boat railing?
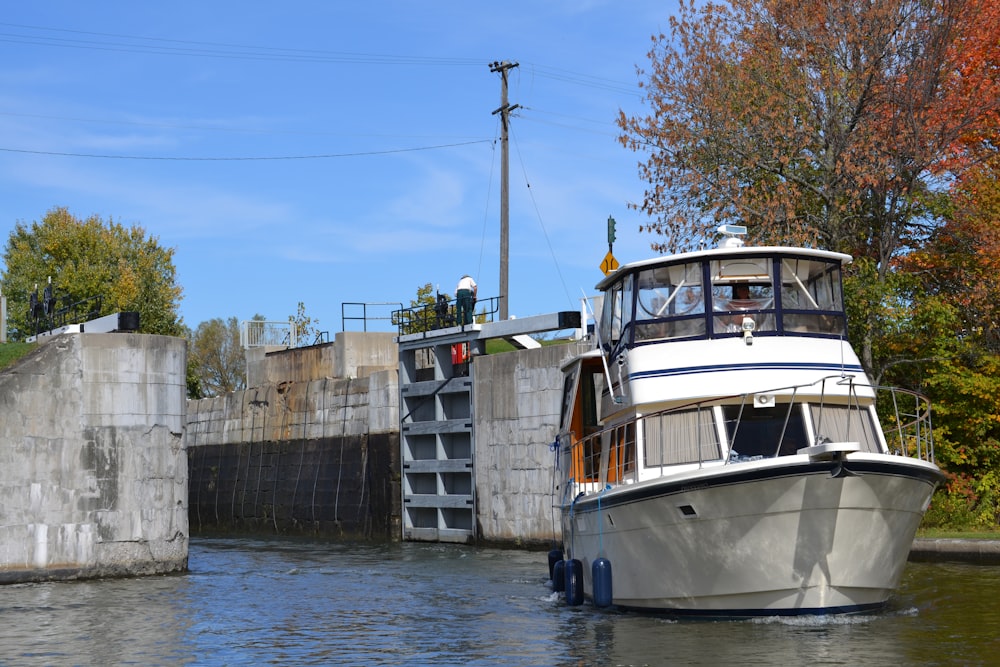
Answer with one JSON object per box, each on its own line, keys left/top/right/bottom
{"left": 872, "top": 384, "right": 935, "bottom": 462}
{"left": 559, "top": 427, "right": 639, "bottom": 496}
{"left": 560, "top": 376, "right": 936, "bottom": 497}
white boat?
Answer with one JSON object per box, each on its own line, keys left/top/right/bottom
{"left": 553, "top": 225, "right": 944, "bottom": 616}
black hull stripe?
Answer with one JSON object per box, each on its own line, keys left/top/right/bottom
{"left": 569, "top": 460, "right": 944, "bottom": 513}
{"left": 629, "top": 361, "right": 865, "bottom": 380}
{"left": 613, "top": 600, "right": 886, "bottom": 619}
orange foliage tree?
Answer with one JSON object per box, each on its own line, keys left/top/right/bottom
{"left": 620, "top": 0, "right": 1000, "bottom": 526}
{"left": 618, "top": 0, "right": 1000, "bottom": 269}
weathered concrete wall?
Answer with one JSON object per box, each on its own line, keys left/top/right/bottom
{"left": 472, "top": 342, "right": 590, "bottom": 546}
{"left": 246, "top": 332, "right": 397, "bottom": 387}
{"left": 336, "top": 331, "right": 398, "bottom": 379}
{"left": 0, "top": 334, "right": 188, "bottom": 583}
{"left": 186, "top": 370, "right": 400, "bottom": 538}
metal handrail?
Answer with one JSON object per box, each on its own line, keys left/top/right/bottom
{"left": 392, "top": 295, "right": 501, "bottom": 335}
{"left": 341, "top": 302, "right": 403, "bottom": 333}
{"left": 240, "top": 320, "right": 296, "bottom": 349}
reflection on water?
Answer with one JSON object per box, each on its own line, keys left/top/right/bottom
{"left": 0, "top": 538, "right": 997, "bottom": 666}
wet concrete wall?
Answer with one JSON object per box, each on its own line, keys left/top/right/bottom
{"left": 185, "top": 371, "right": 400, "bottom": 539}
{"left": 188, "top": 433, "right": 397, "bottom": 536}
{"left": 0, "top": 334, "right": 188, "bottom": 583}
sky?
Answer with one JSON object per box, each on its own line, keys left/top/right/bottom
{"left": 0, "top": 1, "right": 679, "bottom": 336}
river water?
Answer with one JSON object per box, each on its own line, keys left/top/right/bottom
{"left": 0, "top": 537, "right": 997, "bottom": 666}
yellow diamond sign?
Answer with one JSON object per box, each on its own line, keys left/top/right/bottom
{"left": 600, "top": 251, "right": 619, "bottom": 275}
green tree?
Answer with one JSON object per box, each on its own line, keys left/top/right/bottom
{"left": 1, "top": 207, "right": 183, "bottom": 340}
{"left": 188, "top": 316, "right": 247, "bottom": 397}
{"left": 392, "top": 283, "right": 449, "bottom": 334}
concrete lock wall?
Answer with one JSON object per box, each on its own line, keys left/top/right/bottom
{"left": 189, "top": 332, "right": 584, "bottom": 546}
{"left": 473, "top": 342, "right": 590, "bottom": 545}
{"left": 0, "top": 333, "right": 188, "bottom": 583}
{"left": 246, "top": 332, "right": 397, "bottom": 388}
{"left": 186, "top": 369, "right": 401, "bottom": 538}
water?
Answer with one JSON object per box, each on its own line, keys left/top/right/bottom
{"left": 0, "top": 538, "right": 998, "bottom": 666}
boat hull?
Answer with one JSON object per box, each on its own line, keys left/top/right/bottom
{"left": 560, "top": 455, "right": 941, "bottom": 615}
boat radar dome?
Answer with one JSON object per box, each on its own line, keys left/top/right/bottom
{"left": 717, "top": 224, "right": 747, "bottom": 248}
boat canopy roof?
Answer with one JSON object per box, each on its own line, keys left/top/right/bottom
{"left": 596, "top": 246, "right": 852, "bottom": 291}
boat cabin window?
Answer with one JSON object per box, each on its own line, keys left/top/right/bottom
{"left": 634, "top": 262, "right": 706, "bottom": 342}
{"left": 723, "top": 404, "right": 808, "bottom": 460}
{"left": 643, "top": 407, "right": 721, "bottom": 466}
{"left": 810, "top": 404, "right": 881, "bottom": 453}
{"left": 710, "top": 258, "right": 776, "bottom": 335}
{"left": 599, "top": 276, "right": 633, "bottom": 351}
{"left": 605, "top": 423, "right": 637, "bottom": 483}
{"left": 780, "top": 258, "right": 847, "bottom": 335}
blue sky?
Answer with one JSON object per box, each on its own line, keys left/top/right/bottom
{"left": 0, "top": 2, "right": 676, "bottom": 335}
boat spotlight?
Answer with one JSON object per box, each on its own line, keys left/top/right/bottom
{"left": 742, "top": 316, "right": 755, "bottom": 345}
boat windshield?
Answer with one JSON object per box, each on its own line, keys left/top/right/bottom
{"left": 710, "top": 257, "right": 776, "bottom": 335}
{"left": 614, "top": 252, "right": 847, "bottom": 346}
{"left": 780, "top": 257, "right": 846, "bottom": 335}
{"left": 723, "top": 404, "right": 809, "bottom": 460}
{"left": 634, "top": 262, "right": 706, "bottom": 341}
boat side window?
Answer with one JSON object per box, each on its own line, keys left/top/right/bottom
{"left": 599, "top": 273, "right": 635, "bottom": 350}
{"left": 809, "top": 404, "right": 881, "bottom": 453}
{"left": 723, "top": 404, "right": 808, "bottom": 460}
{"left": 710, "top": 258, "right": 776, "bottom": 336}
{"left": 599, "top": 280, "right": 625, "bottom": 351}
{"left": 606, "top": 423, "right": 637, "bottom": 483}
{"left": 634, "top": 262, "right": 706, "bottom": 342}
{"left": 621, "top": 273, "right": 635, "bottom": 345}
{"left": 643, "top": 407, "right": 720, "bottom": 466}
{"left": 779, "top": 258, "right": 847, "bottom": 335}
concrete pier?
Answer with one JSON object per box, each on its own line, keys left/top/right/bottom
{"left": 0, "top": 334, "right": 188, "bottom": 583}
{"left": 909, "top": 538, "right": 1000, "bottom": 565}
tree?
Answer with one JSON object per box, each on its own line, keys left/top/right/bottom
{"left": 188, "top": 316, "right": 247, "bottom": 397}
{"left": 392, "top": 283, "right": 451, "bottom": 334}
{"left": 619, "top": 0, "right": 1000, "bottom": 380}
{"left": 905, "top": 155, "right": 1000, "bottom": 352}
{"left": 290, "top": 301, "right": 324, "bottom": 346}
{"left": 618, "top": 0, "right": 1000, "bottom": 265}
{"left": 1, "top": 207, "right": 183, "bottom": 340}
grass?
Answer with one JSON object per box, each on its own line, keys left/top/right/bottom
{"left": 0, "top": 342, "right": 35, "bottom": 370}
{"left": 917, "top": 528, "right": 1000, "bottom": 540}
{"left": 485, "top": 337, "right": 576, "bottom": 355}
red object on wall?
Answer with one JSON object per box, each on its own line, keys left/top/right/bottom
{"left": 451, "top": 342, "right": 469, "bottom": 365}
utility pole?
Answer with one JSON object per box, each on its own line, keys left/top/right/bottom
{"left": 490, "top": 60, "right": 519, "bottom": 321}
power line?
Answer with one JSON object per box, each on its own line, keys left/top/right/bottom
{"left": 0, "top": 110, "right": 487, "bottom": 140}
{"left": 509, "top": 124, "right": 574, "bottom": 311}
{"left": 0, "top": 22, "right": 642, "bottom": 96}
{"left": 521, "top": 63, "right": 640, "bottom": 97}
{"left": 0, "top": 139, "right": 491, "bottom": 161}
{"left": 0, "top": 22, "right": 483, "bottom": 66}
